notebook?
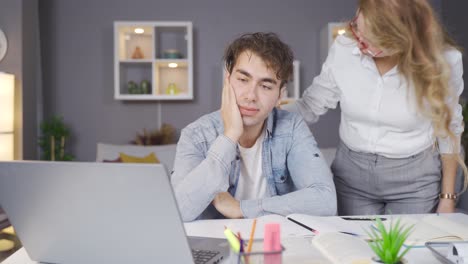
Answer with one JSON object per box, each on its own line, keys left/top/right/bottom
{"left": 0, "top": 161, "right": 229, "bottom": 264}
{"left": 386, "top": 214, "right": 468, "bottom": 247}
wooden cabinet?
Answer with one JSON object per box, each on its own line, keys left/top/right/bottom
{"left": 114, "top": 21, "right": 193, "bottom": 100}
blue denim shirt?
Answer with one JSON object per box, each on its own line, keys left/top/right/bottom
{"left": 171, "top": 108, "right": 337, "bottom": 222}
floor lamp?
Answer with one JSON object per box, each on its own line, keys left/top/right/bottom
{"left": 0, "top": 72, "right": 16, "bottom": 254}
{"left": 0, "top": 72, "right": 14, "bottom": 161}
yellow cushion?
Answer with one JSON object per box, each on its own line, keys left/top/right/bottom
{"left": 0, "top": 239, "right": 14, "bottom": 251}
{"left": 119, "top": 152, "right": 160, "bottom": 164}
{"left": 1, "top": 226, "right": 14, "bottom": 235}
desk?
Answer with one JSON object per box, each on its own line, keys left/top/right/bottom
{"left": 2, "top": 213, "right": 467, "bottom": 264}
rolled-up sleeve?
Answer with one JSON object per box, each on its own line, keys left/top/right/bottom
{"left": 171, "top": 128, "right": 236, "bottom": 222}
{"left": 437, "top": 50, "right": 464, "bottom": 154}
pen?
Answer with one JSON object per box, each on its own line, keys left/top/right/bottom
{"left": 239, "top": 237, "right": 244, "bottom": 253}
{"left": 341, "top": 217, "right": 387, "bottom": 221}
{"left": 238, "top": 232, "right": 245, "bottom": 252}
{"left": 287, "top": 217, "right": 319, "bottom": 235}
{"left": 238, "top": 232, "right": 249, "bottom": 264}
{"left": 339, "top": 231, "right": 359, "bottom": 236}
{"left": 247, "top": 219, "right": 257, "bottom": 253}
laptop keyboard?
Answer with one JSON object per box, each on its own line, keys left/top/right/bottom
{"left": 192, "top": 249, "right": 222, "bottom": 264}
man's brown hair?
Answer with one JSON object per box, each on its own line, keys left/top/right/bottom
{"left": 223, "top": 32, "right": 294, "bottom": 88}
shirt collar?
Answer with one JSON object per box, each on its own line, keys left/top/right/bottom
{"left": 352, "top": 46, "right": 361, "bottom": 56}
{"left": 265, "top": 108, "right": 277, "bottom": 138}
{"left": 352, "top": 46, "right": 399, "bottom": 76}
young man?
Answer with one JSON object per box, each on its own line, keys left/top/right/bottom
{"left": 172, "top": 32, "right": 337, "bottom": 221}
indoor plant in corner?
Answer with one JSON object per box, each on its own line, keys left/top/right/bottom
{"left": 366, "top": 218, "right": 414, "bottom": 264}
{"left": 38, "top": 115, "right": 74, "bottom": 161}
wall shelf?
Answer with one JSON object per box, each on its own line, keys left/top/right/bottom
{"left": 114, "top": 21, "right": 193, "bottom": 100}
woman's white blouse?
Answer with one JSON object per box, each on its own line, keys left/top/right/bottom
{"left": 284, "top": 35, "right": 464, "bottom": 158}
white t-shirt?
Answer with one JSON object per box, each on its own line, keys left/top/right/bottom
{"left": 234, "top": 130, "right": 270, "bottom": 200}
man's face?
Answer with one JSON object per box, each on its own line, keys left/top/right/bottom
{"left": 228, "top": 51, "right": 283, "bottom": 130}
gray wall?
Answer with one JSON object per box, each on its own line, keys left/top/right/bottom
{"left": 39, "top": 0, "right": 361, "bottom": 161}
{"left": 0, "top": 0, "right": 40, "bottom": 160}
{"left": 4, "top": 0, "right": 452, "bottom": 161}
{"left": 441, "top": 0, "right": 468, "bottom": 98}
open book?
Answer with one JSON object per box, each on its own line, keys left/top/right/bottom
{"left": 312, "top": 232, "right": 374, "bottom": 264}
{"left": 388, "top": 214, "right": 468, "bottom": 247}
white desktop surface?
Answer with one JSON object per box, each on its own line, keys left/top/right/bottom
{"left": 2, "top": 213, "right": 467, "bottom": 264}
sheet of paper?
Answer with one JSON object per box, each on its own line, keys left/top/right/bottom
{"left": 287, "top": 214, "right": 372, "bottom": 238}
{"left": 184, "top": 214, "right": 310, "bottom": 239}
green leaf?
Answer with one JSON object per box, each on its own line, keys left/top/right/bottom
{"left": 364, "top": 217, "right": 414, "bottom": 264}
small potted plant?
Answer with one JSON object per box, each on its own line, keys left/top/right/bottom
{"left": 38, "top": 115, "right": 74, "bottom": 161}
{"left": 132, "top": 123, "right": 176, "bottom": 145}
{"left": 366, "top": 217, "right": 414, "bottom": 264}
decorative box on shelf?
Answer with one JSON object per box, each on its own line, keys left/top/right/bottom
{"left": 114, "top": 21, "right": 193, "bottom": 100}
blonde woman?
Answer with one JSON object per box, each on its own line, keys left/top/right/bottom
{"left": 283, "top": 0, "right": 467, "bottom": 215}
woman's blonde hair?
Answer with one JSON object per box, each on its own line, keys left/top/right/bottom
{"left": 357, "top": 0, "right": 467, "bottom": 193}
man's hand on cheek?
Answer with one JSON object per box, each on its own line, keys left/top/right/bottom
{"left": 221, "top": 75, "right": 243, "bottom": 143}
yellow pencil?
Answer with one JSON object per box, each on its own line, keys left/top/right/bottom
{"left": 247, "top": 219, "right": 257, "bottom": 253}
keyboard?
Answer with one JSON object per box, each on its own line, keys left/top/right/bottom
{"left": 192, "top": 249, "right": 222, "bottom": 264}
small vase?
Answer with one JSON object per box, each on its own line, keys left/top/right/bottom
{"left": 127, "top": 81, "right": 138, "bottom": 94}
{"left": 131, "top": 46, "right": 144, "bottom": 59}
{"left": 166, "top": 82, "right": 179, "bottom": 95}
{"left": 140, "top": 80, "right": 151, "bottom": 94}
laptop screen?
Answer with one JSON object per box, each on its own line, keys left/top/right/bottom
{"left": 0, "top": 161, "right": 196, "bottom": 264}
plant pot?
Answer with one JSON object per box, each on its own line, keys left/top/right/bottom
{"left": 372, "top": 256, "right": 408, "bottom": 264}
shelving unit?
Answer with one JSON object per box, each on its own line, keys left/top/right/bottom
{"left": 114, "top": 21, "right": 193, "bottom": 100}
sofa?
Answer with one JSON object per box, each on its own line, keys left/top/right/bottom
{"left": 96, "top": 143, "right": 178, "bottom": 171}
{"left": 96, "top": 142, "right": 468, "bottom": 212}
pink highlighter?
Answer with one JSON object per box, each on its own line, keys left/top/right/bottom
{"left": 263, "top": 223, "right": 281, "bottom": 252}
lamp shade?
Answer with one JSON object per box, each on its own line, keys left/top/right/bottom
{"left": 0, "top": 72, "right": 15, "bottom": 160}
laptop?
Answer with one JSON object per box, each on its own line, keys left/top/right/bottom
{"left": 0, "top": 161, "right": 229, "bottom": 264}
